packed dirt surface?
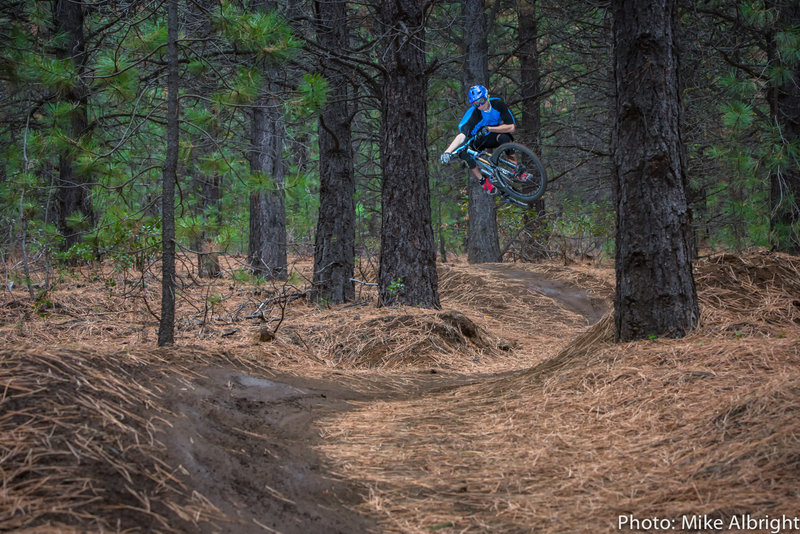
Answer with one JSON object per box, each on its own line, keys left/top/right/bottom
{"left": 2, "top": 254, "right": 799, "bottom": 533}
{"left": 160, "top": 367, "right": 377, "bottom": 533}
{"left": 476, "top": 263, "right": 609, "bottom": 324}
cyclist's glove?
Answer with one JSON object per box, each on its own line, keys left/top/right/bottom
{"left": 440, "top": 152, "right": 452, "bottom": 164}
{"left": 477, "top": 126, "right": 491, "bottom": 138}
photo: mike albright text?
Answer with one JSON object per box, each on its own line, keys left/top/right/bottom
{"left": 618, "top": 514, "right": 800, "bottom": 532}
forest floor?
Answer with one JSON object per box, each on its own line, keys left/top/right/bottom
{"left": 2, "top": 252, "right": 800, "bottom": 533}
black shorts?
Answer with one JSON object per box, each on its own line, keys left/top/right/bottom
{"left": 459, "top": 132, "right": 514, "bottom": 169}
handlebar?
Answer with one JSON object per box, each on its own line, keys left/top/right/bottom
{"left": 450, "top": 134, "right": 478, "bottom": 156}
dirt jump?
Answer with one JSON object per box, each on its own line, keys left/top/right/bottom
{"left": 2, "top": 254, "right": 799, "bottom": 533}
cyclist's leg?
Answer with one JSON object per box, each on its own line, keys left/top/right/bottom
{"left": 476, "top": 132, "right": 513, "bottom": 149}
{"left": 477, "top": 133, "right": 514, "bottom": 162}
{"left": 477, "top": 134, "right": 522, "bottom": 194}
{"left": 457, "top": 149, "right": 477, "bottom": 169}
{"left": 489, "top": 133, "right": 519, "bottom": 164}
{"left": 496, "top": 133, "right": 513, "bottom": 145}
{"left": 456, "top": 151, "right": 487, "bottom": 183}
{"left": 456, "top": 142, "right": 497, "bottom": 194}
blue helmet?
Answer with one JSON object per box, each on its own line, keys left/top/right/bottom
{"left": 467, "top": 84, "right": 488, "bottom": 105}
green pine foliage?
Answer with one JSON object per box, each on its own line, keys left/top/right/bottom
{"left": 3, "top": 0, "right": 800, "bottom": 282}
{"left": 213, "top": 5, "right": 300, "bottom": 62}
{"left": 704, "top": 68, "right": 771, "bottom": 250}
{"left": 0, "top": 0, "right": 320, "bottom": 266}
{"left": 91, "top": 54, "right": 138, "bottom": 102}
{"left": 296, "top": 73, "right": 329, "bottom": 117}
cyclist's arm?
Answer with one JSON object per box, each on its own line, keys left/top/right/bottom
{"left": 445, "top": 133, "right": 467, "bottom": 154}
{"left": 487, "top": 99, "right": 516, "bottom": 134}
{"left": 485, "top": 123, "right": 515, "bottom": 134}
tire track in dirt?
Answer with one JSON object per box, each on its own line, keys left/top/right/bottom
{"left": 475, "top": 263, "right": 609, "bottom": 325}
{"left": 160, "top": 369, "right": 381, "bottom": 533}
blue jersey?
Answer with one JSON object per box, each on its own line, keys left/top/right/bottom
{"left": 458, "top": 97, "right": 515, "bottom": 136}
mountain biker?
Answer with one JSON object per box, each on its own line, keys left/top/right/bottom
{"left": 440, "top": 84, "right": 516, "bottom": 195}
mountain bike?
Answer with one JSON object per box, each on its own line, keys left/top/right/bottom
{"left": 448, "top": 136, "right": 547, "bottom": 208}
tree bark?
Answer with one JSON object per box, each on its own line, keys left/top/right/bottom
{"left": 158, "top": 0, "right": 179, "bottom": 347}
{"left": 186, "top": 0, "right": 221, "bottom": 277}
{"left": 463, "top": 0, "right": 501, "bottom": 264}
{"left": 518, "top": 0, "right": 542, "bottom": 157}
{"left": 311, "top": 0, "right": 356, "bottom": 304}
{"left": 517, "top": 0, "right": 547, "bottom": 260}
{"left": 53, "top": 0, "right": 93, "bottom": 250}
{"left": 612, "top": 0, "right": 698, "bottom": 341}
{"left": 377, "top": 0, "right": 440, "bottom": 308}
{"left": 248, "top": 85, "right": 288, "bottom": 280}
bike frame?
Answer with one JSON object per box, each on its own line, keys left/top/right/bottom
{"left": 451, "top": 137, "right": 530, "bottom": 207}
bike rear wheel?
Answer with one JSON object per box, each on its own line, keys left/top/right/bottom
{"left": 490, "top": 143, "right": 547, "bottom": 204}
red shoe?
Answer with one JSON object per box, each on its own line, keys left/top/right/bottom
{"left": 516, "top": 171, "right": 531, "bottom": 182}
{"left": 482, "top": 180, "right": 499, "bottom": 196}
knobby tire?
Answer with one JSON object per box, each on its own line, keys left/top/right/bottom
{"left": 489, "top": 143, "right": 547, "bottom": 205}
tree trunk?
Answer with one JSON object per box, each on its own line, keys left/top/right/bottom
{"left": 767, "top": 0, "right": 800, "bottom": 253}
{"left": 248, "top": 85, "right": 288, "bottom": 280}
{"left": 377, "top": 0, "right": 440, "bottom": 308}
{"left": 518, "top": 0, "right": 541, "bottom": 157}
{"left": 185, "top": 0, "right": 221, "bottom": 277}
{"left": 197, "top": 170, "right": 221, "bottom": 277}
{"left": 53, "top": 0, "right": 93, "bottom": 250}
{"left": 612, "top": 0, "right": 698, "bottom": 341}
{"left": 518, "top": 0, "right": 546, "bottom": 260}
{"left": 158, "top": 0, "right": 179, "bottom": 347}
{"left": 246, "top": 0, "right": 287, "bottom": 279}
{"left": 463, "top": 0, "right": 501, "bottom": 264}
{"left": 311, "top": 0, "right": 356, "bottom": 304}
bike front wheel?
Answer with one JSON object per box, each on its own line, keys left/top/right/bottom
{"left": 490, "top": 143, "right": 547, "bottom": 204}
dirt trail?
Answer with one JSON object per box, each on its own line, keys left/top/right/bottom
{"left": 159, "top": 264, "right": 609, "bottom": 533}
{"left": 6, "top": 253, "right": 800, "bottom": 533}
{"left": 476, "top": 263, "right": 609, "bottom": 325}
{"left": 161, "top": 368, "right": 376, "bottom": 533}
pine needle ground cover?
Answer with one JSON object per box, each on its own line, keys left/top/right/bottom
{"left": 1, "top": 253, "right": 798, "bottom": 532}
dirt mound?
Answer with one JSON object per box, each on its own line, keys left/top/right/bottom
{"left": 0, "top": 346, "right": 227, "bottom": 532}
{"left": 303, "top": 310, "right": 497, "bottom": 370}
{"left": 696, "top": 251, "right": 800, "bottom": 292}
{"left": 294, "top": 261, "right": 608, "bottom": 372}
{"left": 439, "top": 262, "right": 611, "bottom": 325}
{"left": 695, "top": 252, "right": 800, "bottom": 336}
{"left": 0, "top": 343, "right": 382, "bottom": 534}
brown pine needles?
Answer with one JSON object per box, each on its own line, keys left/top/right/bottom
{"left": 2, "top": 251, "right": 799, "bottom": 532}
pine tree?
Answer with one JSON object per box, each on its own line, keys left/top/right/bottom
{"left": 612, "top": 0, "right": 699, "bottom": 341}
{"left": 311, "top": 0, "right": 357, "bottom": 304}
{"left": 377, "top": 0, "right": 440, "bottom": 308}
{"left": 463, "top": 0, "right": 501, "bottom": 264}
{"left": 159, "top": 0, "right": 180, "bottom": 347}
